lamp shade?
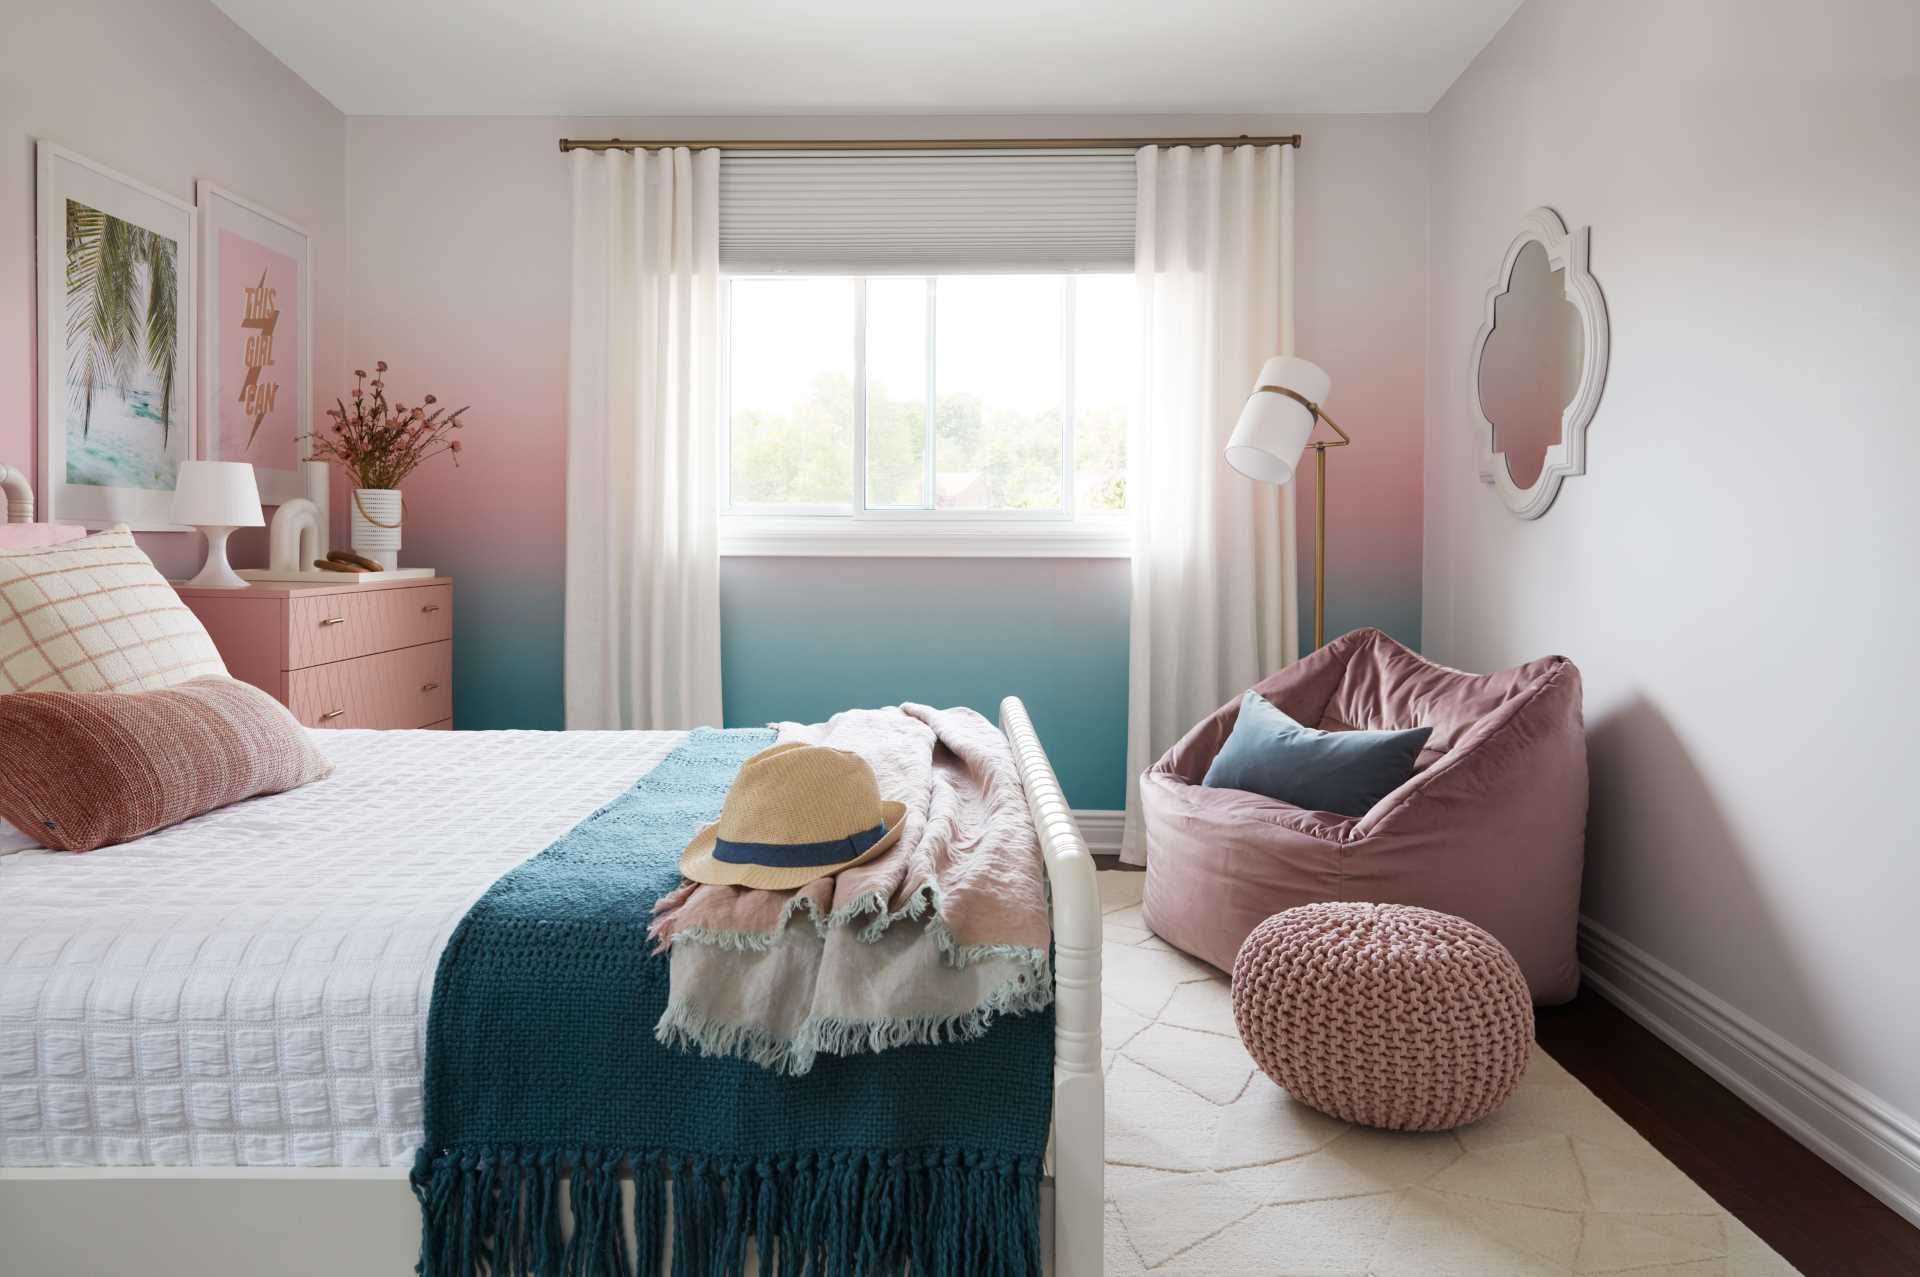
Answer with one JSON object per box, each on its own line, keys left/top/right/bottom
{"left": 171, "top": 460, "right": 264, "bottom": 527}
{"left": 1224, "top": 356, "right": 1333, "bottom": 485}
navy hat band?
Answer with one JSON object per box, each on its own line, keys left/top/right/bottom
{"left": 713, "top": 822, "right": 888, "bottom": 869}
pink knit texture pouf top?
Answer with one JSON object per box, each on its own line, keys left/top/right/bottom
{"left": 1231, "top": 902, "right": 1534, "bottom": 1132}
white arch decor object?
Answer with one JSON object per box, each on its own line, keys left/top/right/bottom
{"left": 267, "top": 498, "right": 322, "bottom": 573}
{"left": 0, "top": 461, "right": 31, "bottom": 522}
{"left": 1469, "top": 206, "right": 1610, "bottom": 520}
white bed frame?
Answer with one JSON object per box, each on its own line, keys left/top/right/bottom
{"left": 0, "top": 473, "right": 1104, "bottom": 1276}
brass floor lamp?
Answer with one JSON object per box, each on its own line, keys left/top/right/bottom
{"left": 1223, "top": 356, "right": 1351, "bottom": 649}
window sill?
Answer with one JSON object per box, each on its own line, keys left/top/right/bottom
{"left": 718, "top": 516, "right": 1131, "bottom": 559}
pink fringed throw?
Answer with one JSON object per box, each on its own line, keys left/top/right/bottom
{"left": 649, "top": 704, "right": 1053, "bottom": 1075}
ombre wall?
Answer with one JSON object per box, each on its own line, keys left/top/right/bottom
{"left": 342, "top": 112, "right": 1428, "bottom": 810}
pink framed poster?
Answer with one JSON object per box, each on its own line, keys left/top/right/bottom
{"left": 197, "top": 181, "right": 311, "bottom": 506}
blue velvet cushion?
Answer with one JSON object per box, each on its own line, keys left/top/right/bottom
{"left": 1200, "top": 690, "right": 1433, "bottom": 817}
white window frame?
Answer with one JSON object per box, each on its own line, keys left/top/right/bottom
{"left": 718, "top": 273, "right": 1131, "bottom": 558}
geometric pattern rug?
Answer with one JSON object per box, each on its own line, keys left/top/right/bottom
{"left": 1095, "top": 872, "right": 1802, "bottom": 1275}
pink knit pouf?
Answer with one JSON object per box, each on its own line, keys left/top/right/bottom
{"left": 1231, "top": 902, "right": 1534, "bottom": 1131}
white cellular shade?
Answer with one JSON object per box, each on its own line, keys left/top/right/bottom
{"left": 719, "top": 150, "right": 1136, "bottom": 275}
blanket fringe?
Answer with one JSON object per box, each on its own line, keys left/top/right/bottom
{"left": 411, "top": 1145, "right": 1042, "bottom": 1277}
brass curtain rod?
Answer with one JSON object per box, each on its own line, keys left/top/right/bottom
{"left": 557, "top": 134, "right": 1301, "bottom": 153}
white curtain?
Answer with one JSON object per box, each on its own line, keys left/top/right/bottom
{"left": 565, "top": 147, "right": 724, "bottom": 730}
{"left": 1122, "top": 144, "right": 1300, "bottom": 863}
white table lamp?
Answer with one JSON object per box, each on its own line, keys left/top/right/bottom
{"left": 1225, "top": 355, "right": 1350, "bottom": 648}
{"left": 173, "top": 460, "right": 264, "bottom": 589}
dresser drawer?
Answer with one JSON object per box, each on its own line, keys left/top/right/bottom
{"left": 288, "top": 642, "right": 453, "bottom": 730}
{"left": 287, "top": 583, "right": 452, "bottom": 670}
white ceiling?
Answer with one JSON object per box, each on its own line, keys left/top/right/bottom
{"left": 210, "top": 0, "right": 1521, "bottom": 117}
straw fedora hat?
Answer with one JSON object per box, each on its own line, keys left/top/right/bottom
{"left": 680, "top": 742, "right": 907, "bottom": 890}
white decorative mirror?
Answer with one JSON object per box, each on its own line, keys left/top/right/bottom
{"left": 1469, "top": 207, "right": 1608, "bottom": 519}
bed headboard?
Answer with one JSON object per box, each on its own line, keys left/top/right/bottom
{"left": 1, "top": 461, "right": 31, "bottom": 523}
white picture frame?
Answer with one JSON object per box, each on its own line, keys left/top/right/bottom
{"left": 1468, "top": 206, "right": 1610, "bottom": 520}
{"left": 36, "top": 142, "right": 197, "bottom": 530}
{"left": 197, "top": 181, "right": 313, "bottom": 508}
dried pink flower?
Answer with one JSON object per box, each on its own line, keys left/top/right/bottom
{"left": 309, "top": 360, "right": 474, "bottom": 491}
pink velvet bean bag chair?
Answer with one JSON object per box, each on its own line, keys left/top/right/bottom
{"left": 1139, "top": 628, "right": 1587, "bottom": 1004}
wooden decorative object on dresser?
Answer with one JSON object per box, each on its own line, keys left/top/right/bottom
{"left": 173, "top": 576, "right": 453, "bottom": 730}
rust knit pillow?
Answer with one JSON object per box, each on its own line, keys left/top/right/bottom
{"left": 0, "top": 676, "right": 332, "bottom": 852}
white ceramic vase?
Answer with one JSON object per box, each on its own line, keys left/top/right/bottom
{"left": 350, "top": 487, "right": 403, "bottom": 570}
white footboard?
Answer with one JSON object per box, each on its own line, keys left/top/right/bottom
{"left": 1001, "top": 696, "right": 1105, "bottom": 1277}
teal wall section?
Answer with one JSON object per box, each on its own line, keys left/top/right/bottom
{"left": 441, "top": 554, "right": 1420, "bottom": 815}
{"left": 448, "top": 576, "right": 566, "bottom": 732}
{"left": 720, "top": 557, "right": 1132, "bottom": 810}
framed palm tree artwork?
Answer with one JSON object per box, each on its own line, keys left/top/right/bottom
{"left": 198, "top": 181, "right": 311, "bottom": 507}
{"left": 36, "top": 142, "right": 197, "bottom": 530}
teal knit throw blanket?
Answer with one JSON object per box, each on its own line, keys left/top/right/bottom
{"left": 412, "top": 728, "right": 1053, "bottom": 1276}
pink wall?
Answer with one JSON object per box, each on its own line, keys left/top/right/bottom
{"left": 1425, "top": 0, "right": 1920, "bottom": 1196}
{"left": 0, "top": 0, "right": 345, "bottom": 576}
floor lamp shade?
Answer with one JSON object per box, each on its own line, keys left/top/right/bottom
{"left": 1225, "top": 356, "right": 1332, "bottom": 483}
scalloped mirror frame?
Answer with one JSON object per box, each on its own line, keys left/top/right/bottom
{"left": 1470, "top": 207, "right": 1609, "bottom": 519}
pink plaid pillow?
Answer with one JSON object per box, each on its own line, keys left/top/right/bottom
{"left": 0, "top": 525, "right": 227, "bottom": 692}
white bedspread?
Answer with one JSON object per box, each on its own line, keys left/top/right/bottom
{"left": 0, "top": 728, "right": 680, "bottom": 1169}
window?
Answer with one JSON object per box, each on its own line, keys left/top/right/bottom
{"left": 723, "top": 273, "right": 1135, "bottom": 551}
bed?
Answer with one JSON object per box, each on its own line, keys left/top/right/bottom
{"left": 0, "top": 464, "right": 1103, "bottom": 1276}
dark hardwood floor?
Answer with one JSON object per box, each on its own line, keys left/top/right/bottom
{"left": 1092, "top": 858, "right": 1920, "bottom": 1275}
{"left": 1534, "top": 988, "right": 1920, "bottom": 1277}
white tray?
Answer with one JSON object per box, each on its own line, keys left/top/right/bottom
{"left": 237, "top": 567, "right": 437, "bottom": 586}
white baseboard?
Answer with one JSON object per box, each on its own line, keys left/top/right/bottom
{"left": 1579, "top": 916, "right": 1920, "bottom": 1229}
{"left": 1072, "top": 810, "right": 1124, "bottom": 857}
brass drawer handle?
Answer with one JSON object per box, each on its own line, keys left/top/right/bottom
{"left": 421, "top": 604, "right": 441, "bottom": 614}
{"left": 319, "top": 708, "right": 346, "bottom": 722}
{"left": 420, "top": 681, "right": 440, "bottom": 693}
{"left": 319, "top": 616, "right": 347, "bottom": 627}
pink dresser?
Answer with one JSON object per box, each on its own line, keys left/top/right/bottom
{"left": 175, "top": 577, "right": 453, "bottom": 730}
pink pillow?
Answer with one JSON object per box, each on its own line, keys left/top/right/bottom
{"left": 0, "top": 676, "right": 333, "bottom": 852}
{"left": 0, "top": 523, "right": 87, "bottom": 549}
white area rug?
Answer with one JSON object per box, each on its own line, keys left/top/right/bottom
{"left": 1095, "top": 872, "right": 1802, "bottom": 1275}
